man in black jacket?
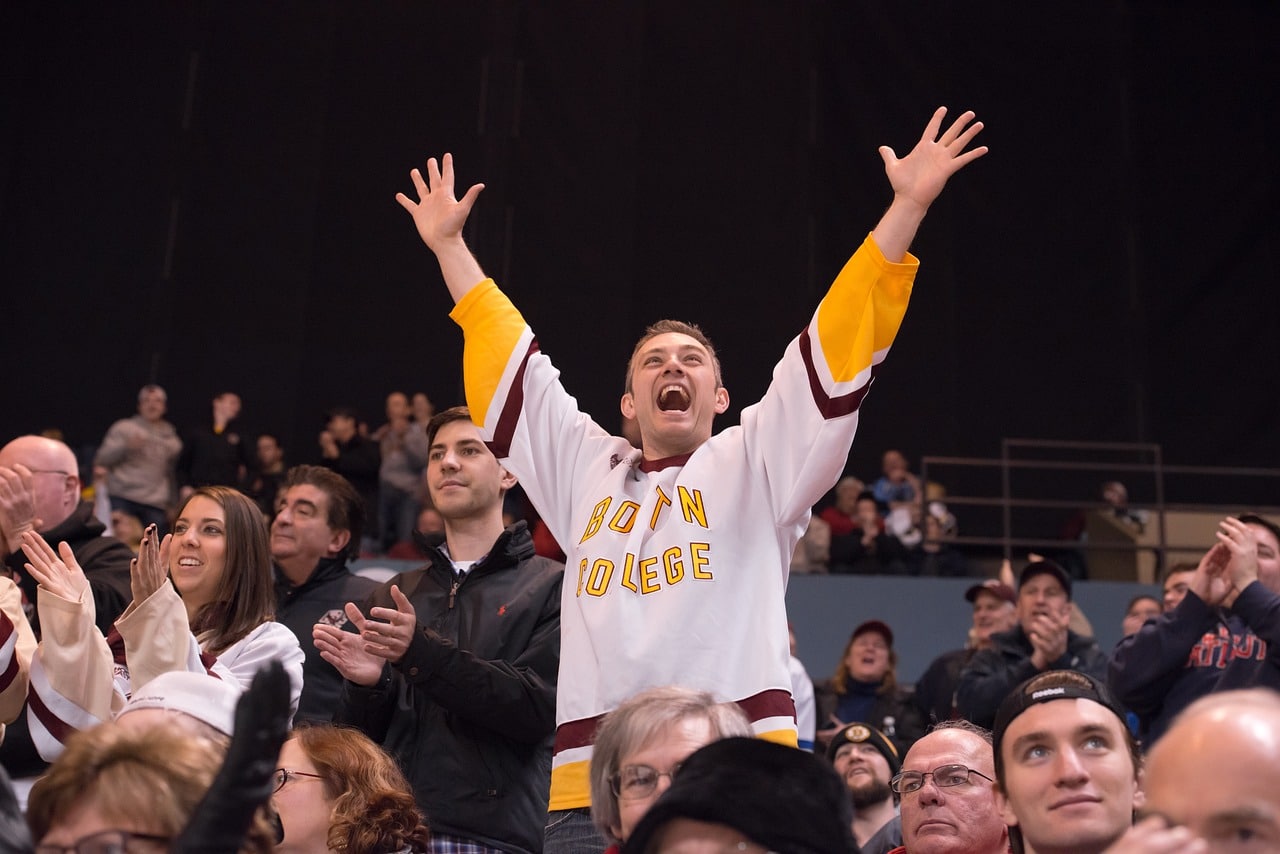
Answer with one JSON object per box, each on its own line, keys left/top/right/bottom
{"left": 956, "top": 560, "right": 1107, "bottom": 729}
{"left": 317, "top": 407, "right": 562, "bottom": 854}
{"left": 912, "top": 580, "right": 1017, "bottom": 724}
{"left": 270, "top": 464, "right": 379, "bottom": 722}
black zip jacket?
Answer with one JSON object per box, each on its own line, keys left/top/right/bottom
{"left": 338, "top": 522, "right": 562, "bottom": 853}
{"left": 274, "top": 556, "right": 380, "bottom": 722}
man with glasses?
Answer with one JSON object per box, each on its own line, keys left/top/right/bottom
{"left": 0, "top": 436, "right": 134, "bottom": 639}
{"left": 0, "top": 436, "right": 135, "bottom": 774}
{"left": 885, "top": 721, "right": 1007, "bottom": 854}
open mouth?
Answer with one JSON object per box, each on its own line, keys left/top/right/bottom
{"left": 657, "top": 385, "right": 691, "bottom": 412}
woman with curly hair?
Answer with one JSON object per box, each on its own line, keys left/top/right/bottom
{"left": 274, "top": 723, "right": 431, "bottom": 853}
{"left": 23, "top": 485, "right": 304, "bottom": 759}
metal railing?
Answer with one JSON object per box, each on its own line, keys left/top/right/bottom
{"left": 919, "top": 439, "right": 1280, "bottom": 578}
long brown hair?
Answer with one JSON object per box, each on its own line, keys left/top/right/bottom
{"left": 182, "top": 486, "right": 275, "bottom": 656}
{"left": 291, "top": 723, "right": 431, "bottom": 853}
{"left": 830, "top": 632, "right": 899, "bottom": 697}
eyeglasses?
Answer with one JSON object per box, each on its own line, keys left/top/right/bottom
{"left": 610, "top": 763, "right": 680, "bottom": 799}
{"left": 36, "top": 829, "right": 170, "bottom": 854}
{"left": 891, "top": 764, "right": 994, "bottom": 794}
{"left": 272, "top": 767, "right": 326, "bottom": 793}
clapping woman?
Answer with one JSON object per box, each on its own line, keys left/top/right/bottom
{"left": 23, "top": 486, "right": 303, "bottom": 759}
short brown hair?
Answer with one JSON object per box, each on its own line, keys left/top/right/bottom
{"left": 625, "top": 319, "right": 723, "bottom": 394}
{"left": 425, "top": 406, "right": 477, "bottom": 447}
{"left": 1161, "top": 562, "right": 1196, "bottom": 583}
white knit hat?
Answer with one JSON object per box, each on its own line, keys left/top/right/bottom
{"left": 118, "top": 671, "right": 241, "bottom": 736}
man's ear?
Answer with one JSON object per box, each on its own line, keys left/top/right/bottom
{"left": 620, "top": 392, "right": 636, "bottom": 420}
{"left": 499, "top": 467, "right": 518, "bottom": 492}
{"left": 327, "top": 528, "right": 352, "bottom": 557}
{"left": 994, "top": 784, "right": 1019, "bottom": 828}
{"left": 64, "top": 475, "right": 82, "bottom": 509}
{"left": 713, "top": 387, "right": 730, "bottom": 414}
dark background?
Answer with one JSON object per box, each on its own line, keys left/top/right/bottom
{"left": 3, "top": 1, "right": 1278, "bottom": 509}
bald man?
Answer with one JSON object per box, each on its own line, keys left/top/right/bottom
{"left": 887, "top": 721, "right": 1008, "bottom": 854}
{"left": 0, "top": 436, "right": 135, "bottom": 638}
{"left": 0, "top": 435, "right": 135, "bottom": 773}
{"left": 1116, "top": 689, "right": 1280, "bottom": 852}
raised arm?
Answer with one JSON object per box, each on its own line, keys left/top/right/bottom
{"left": 396, "top": 152, "right": 488, "bottom": 303}
{"left": 872, "top": 107, "right": 987, "bottom": 262}
{"left": 0, "top": 575, "right": 35, "bottom": 725}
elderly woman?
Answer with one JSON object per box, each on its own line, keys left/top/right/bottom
{"left": 589, "top": 686, "right": 751, "bottom": 851}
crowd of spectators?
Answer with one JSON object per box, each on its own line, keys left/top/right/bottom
{"left": 5, "top": 108, "right": 1280, "bottom": 854}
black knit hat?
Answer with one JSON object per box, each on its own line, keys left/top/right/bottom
{"left": 622, "top": 737, "right": 857, "bottom": 854}
{"left": 824, "top": 722, "right": 901, "bottom": 776}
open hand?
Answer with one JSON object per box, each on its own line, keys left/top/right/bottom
{"left": 0, "top": 464, "right": 40, "bottom": 555}
{"left": 314, "top": 617, "right": 384, "bottom": 687}
{"left": 21, "top": 530, "right": 88, "bottom": 601}
{"left": 360, "top": 585, "right": 418, "bottom": 664}
{"left": 130, "top": 524, "right": 172, "bottom": 605}
{"left": 395, "top": 153, "right": 485, "bottom": 252}
{"left": 880, "top": 107, "right": 988, "bottom": 214}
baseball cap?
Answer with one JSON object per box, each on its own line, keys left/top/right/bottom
{"left": 1018, "top": 559, "right": 1073, "bottom": 600}
{"left": 965, "top": 579, "right": 1015, "bottom": 605}
{"left": 851, "top": 619, "right": 894, "bottom": 647}
{"left": 824, "top": 721, "right": 901, "bottom": 775}
{"left": 622, "top": 737, "right": 857, "bottom": 854}
{"left": 992, "top": 670, "right": 1127, "bottom": 773}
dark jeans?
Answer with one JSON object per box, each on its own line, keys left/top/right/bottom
{"left": 544, "top": 808, "right": 609, "bottom": 854}
{"left": 378, "top": 483, "right": 420, "bottom": 552}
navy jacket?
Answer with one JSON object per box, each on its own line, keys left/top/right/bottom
{"left": 1109, "top": 581, "right": 1280, "bottom": 745}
